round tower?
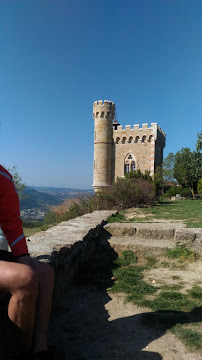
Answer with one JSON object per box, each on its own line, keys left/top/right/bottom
{"left": 92, "top": 100, "right": 115, "bottom": 192}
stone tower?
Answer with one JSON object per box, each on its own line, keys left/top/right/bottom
{"left": 92, "top": 100, "right": 115, "bottom": 192}
{"left": 92, "top": 100, "right": 166, "bottom": 192}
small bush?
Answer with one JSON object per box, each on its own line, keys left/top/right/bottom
{"left": 44, "top": 197, "right": 94, "bottom": 224}
{"left": 163, "top": 186, "right": 191, "bottom": 198}
{"left": 109, "top": 177, "right": 156, "bottom": 210}
{"left": 22, "top": 220, "right": 43, "bottom": 228}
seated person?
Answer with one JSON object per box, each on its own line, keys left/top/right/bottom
{"left": 0, "top": 165, "right": 55, "bottom": 360}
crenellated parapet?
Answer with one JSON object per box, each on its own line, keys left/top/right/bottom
{"left": 113, "top": 122, "right": 166, "bottom": 145}
{"left": 93, "top": 100, "right": 115, "bottom": 120}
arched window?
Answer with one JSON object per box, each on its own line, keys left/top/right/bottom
{"left": 128, "top": 136, "right": 133, "bottom": 143}
{"left": 135, "top": 136, "right": 139, "bottom": 143}
{"left": 142, "top": 135, "right": 146, "bottom": 143}
{"left": 122, "top": 137, "right": 126, "bottom": 144}
{"left": 148, "top": 135, "right": 153, "bottom": 142}
{"left": 101, "top": 112, "right": 104, "bottom": 118}
{"left": 124, "top": 154, "right": 136, "bottom": 174}
{"left": 116, "top": 137, "right": 120, "bottom": 144}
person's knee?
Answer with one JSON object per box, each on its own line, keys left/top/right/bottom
{"left": 15, "top": 266, "right": 38, "bottom": 300}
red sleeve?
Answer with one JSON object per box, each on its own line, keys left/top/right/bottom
{"left": 0, "top": 167, "right": 29, "bottom": 257}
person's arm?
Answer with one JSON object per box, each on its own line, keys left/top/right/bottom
{"left": 0, "top": 172, "right": 29, "bottom": 257}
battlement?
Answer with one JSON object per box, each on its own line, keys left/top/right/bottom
{"left": 114, "top": 123, "right": 166, "bottom": 136}
{"left": 113, "top": 122, "right": 166, "bottom": 146}
{"left": 114, "top": 123, "right": 154, "bottom": 132}
{"left": 93, "top": 100, "right": 115, "bottom": 120}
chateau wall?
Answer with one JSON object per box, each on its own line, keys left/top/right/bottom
{"left": 113, "top": 123, "right": 165, "bottom": 179}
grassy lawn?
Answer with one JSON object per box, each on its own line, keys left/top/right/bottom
{"left": 108, "top": 249, "right": 202, "bottom": 352}
{"left": 23, "top": 227, "right": 42, "bottom": 237}
{"left": 107, "top": 200, "right": 202, "bottom": 228}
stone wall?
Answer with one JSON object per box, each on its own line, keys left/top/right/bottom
{"left": 27, "top": 210, "right": 115, "bottom": 300}
{"left": 113, "top": 123, "right": 166, "bottom": 179}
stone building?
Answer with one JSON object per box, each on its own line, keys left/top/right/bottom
{"left": 92, "top": 100, "right": 166, "bottom": 192}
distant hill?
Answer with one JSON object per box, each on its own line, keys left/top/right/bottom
{"left": 20, "top": 186, "right": 93, "bottom": 220}
{"left": 20, "top": 188, "right": 63, "bottom": 211}
{"left": 29, "top": 186, "right": 93, "bottom": 199}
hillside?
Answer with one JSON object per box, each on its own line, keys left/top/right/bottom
{"left": 20, "top": 188, "right": 63, "bottom": 211}
{"left": 20, "top": 186, "right": 93, "bottom": 220}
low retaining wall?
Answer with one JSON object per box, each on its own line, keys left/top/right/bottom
{"left": 28, "top": 210, "right": 115, "bottom": 299}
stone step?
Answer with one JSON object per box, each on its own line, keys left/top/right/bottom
{"left": 104, "top": 223, "right": 179, "bottom": 240}
{"left": 108, "top": 236, "right": 176, "bottom": 256}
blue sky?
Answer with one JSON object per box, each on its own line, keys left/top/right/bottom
{"left": 0, "top": 0, "right": 201, "bottom": 188}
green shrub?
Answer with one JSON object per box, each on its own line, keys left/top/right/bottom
{"left": 163, "top": 186, "right": 191, "bottom": 198}
{"left": 197, "top": 177, "right": 202, "bottom": 197}
{"left": 109, "top": 177, "right": 156, "bottom": 209}
{"left": 22, "top": 220, "right": 43, "bottom": 228}
{"left": 125, "top": 169, "right": 152, "bottom": 181}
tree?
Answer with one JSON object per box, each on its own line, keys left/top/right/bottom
{"left": 6, "top": 166, "right": 28, "bottom": 199}
{"left": 173, "top": 148, "right": 202, "bottom": 198}
{"left": 163, "top": 153, "right": 175, "bottom": 182}
{"left": 196, "top": 130, "right": 202, "bottom": 152}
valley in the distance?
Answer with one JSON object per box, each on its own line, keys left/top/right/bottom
{"left": 20, "top": 186, "right": 93, "bottom": 220}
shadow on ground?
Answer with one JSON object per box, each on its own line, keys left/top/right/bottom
{"left": 48, "top": 230, "right": 202, "bottom": 360}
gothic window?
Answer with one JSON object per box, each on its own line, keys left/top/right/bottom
{"left": 142, "top": 135, "right": 146, "bottom": 143}
{"left": 116, "top": 137, "right": 120, "bottom": 144}
{"left": 148, "top": 135, "right": 153, "bottom": 142}
{"left": 122, "top": 137, "right": 126, "bottom": 144}
{"left": 128, "top": 136, "right": 133, "bottom": 143}
{"left": 135, "top": 136, "right": 139, "bottom": 143}
{"left": 124, "top": 153, "right": 136, "bottom": 174}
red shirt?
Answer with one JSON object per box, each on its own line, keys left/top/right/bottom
{"left": 0, "top": 165, "right": 28, "bottom": 257}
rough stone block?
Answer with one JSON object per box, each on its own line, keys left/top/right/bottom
{"left": 175, "top": 229, "right": 196, "bottom": 246}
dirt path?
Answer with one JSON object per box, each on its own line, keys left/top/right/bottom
{"left": 49, "top": 281, "right": 202, "bottom": 360}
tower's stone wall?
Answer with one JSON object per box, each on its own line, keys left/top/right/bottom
{"left": 92, "top": 101, "right": 166, "bottom": 191}
{"left": 92, "top": 100, "right": 115, "bottom": 192}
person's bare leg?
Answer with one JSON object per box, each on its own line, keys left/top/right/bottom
{"left": 0, "top": 261, "right": 38, "bottom": 351}
{"left": 31, "top": 259, "right": 55, "bottom": 354}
